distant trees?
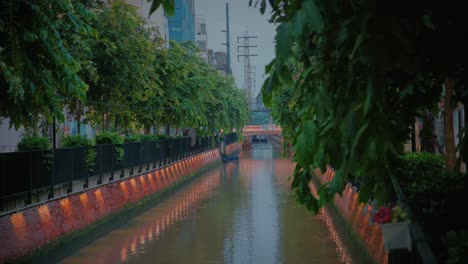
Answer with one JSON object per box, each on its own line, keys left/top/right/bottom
{"left": 0, "top": 0, "right": 248, "bottom": 136}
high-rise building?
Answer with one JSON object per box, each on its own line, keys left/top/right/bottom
{"left": 207, "top": 49, "right": 214, "bottom": 65}
{"left": 214, "top": 51, "right": 227, "bottom": 72}
{"left": 125, "top": 0, "right": 169, "bottom": 47}
{"left": 167, "top": 0, "right": 196, "bottom": 43}
{"left": 196, "top": 16, "right": 208, "bottom": 60}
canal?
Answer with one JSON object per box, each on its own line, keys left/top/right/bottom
{"left": 59, "top": 144, "right": 371, "bottom": 264}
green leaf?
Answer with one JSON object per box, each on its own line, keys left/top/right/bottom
{"left": 295, "top": 120, "right": 317, "bottom": 166}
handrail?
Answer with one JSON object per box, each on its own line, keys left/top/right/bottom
{"left": 389, "top": 173, "right": 437, "bottom": 264}
{"left": 0, "top": 134, "right": 236, "bottom": 213}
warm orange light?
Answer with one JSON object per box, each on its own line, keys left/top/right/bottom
{"left": 79, "top": 193, "right": 89, "bottom": 204}
{"left": 94, "top": 189, "right": 104, "bottom": 208}
{"left": 139, "top": 175, "right": 146, "bottom": 186}
{"left": 148, "top": 226, "right": 153, "bottom": 241}
{"left": 10, "top": 212, "right": 26, "bottom": 240}
{"left": 130, "top": 178, "right": 138, "bottom": 193}
{"left": 319, "top": 207, "right": 352, "bottom": 264}
{"left": 38, "top": 205, "right": 51, "bottom": 224}
{"left": 120, "top": 246, "right": 128, "bottom": 262}
{"left": 60, "top": 198, "right": 70, "bottom": 209}
{"left": 120, "top": 181, "right": 129, "bottom": 200}
{"left": 130, "top": 238, "right": 137, "bottom": 254}
{"left": 156, "top": 221, "right": 160, "bottom": 236}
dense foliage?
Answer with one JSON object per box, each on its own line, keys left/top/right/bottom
{"left": 62, "top": 135, "right": 96, "bottom": 171}
{"left": 0, "top": 0, "right": 96, "bottom": 129}
{"left": 394, "top": 153, "right": 468, "bottom": 262}
{"left": 17, "top": 135, "right": 51, "bottom": 151}
{"left": 95, "top": 130, "right": 123, "bottom": 161}
{"left": 251, "top": 0, "right": 468, "bottom": 212}
{"left": 1, "top": 0, "right": 248, "bottom": 138}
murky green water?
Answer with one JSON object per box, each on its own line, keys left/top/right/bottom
{"left": 59, "top": 144, "right": 369, "bottom": 264}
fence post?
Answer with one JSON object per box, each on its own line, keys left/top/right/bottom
{"left": 27, "top": 151, "right": 33, "bottom": 205}
{"left": 138, "top": 142, "right": 142, "bottom": 173}
{"left": 50, "top": 149, "right": 55, "bottom": 199}
{"left": 0, "top": 153, "right": 4, "bottom": 211}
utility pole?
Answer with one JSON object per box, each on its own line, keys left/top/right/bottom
{"left": 225, "top": 3, "right": 231, "bottom": 74}
{"left": 237, "top": 29, "right": 257, "bottom": 111}
{"left": 221, "top": 3, "right": 232, "bottom": 74}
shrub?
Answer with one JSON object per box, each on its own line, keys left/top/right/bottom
{"left": 124, "top": 134, "right": 141, "bottom": 143}
{"left": 156, "top": 134, "right": 170, "bottom": 140}
{"left": 17, "top": 136, "right": 51, "bottom": 151}
{"left": 62, "top": 135, "right": 95, "bottom": 172}
{"left": 95, "top": 131, "right": 123, "bottom": 145}
{"left": 62, "top": 135, "right": 94, "bottom": 148}
{"left": 446, "top": 229, "right": 468, "bottom": 264}
{"left": 95, "top": 131, "right": 124, "bottom": 161}
{"left": 394, "top": 152, "right": 468, "bottom": 262}
{"left": 140, "top": 134, "right": 158, "bottom": 141}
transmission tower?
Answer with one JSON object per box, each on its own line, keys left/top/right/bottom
{"left": 237, "top": 30, "right": 257, "bottom": 111}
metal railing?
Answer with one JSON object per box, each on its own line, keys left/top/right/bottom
{"left": 224, "top": 133, "right": 238, "bottom": 145}
{"left": 389, "top": 174, "right": 437, "bottom": 264}
{"left": 0, "top": 134, "right": 234, "bottom": 212}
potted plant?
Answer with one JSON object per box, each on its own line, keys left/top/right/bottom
{"left": 373, "top": 203, "right": 412, "bottom": 251}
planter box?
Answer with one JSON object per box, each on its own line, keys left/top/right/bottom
{"left": 381, "top": 222, "right": 412, "bottom": 251}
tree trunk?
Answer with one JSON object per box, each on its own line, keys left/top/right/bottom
{"left": 103, "top": 113, "right": 111, "bottom": 129}
{"left": 124, "top": 117, "right": 129, "bottom": 135}
{"left": 165, "top": 125, "right": 170, "bottom": 136}
{"left": 444, "top": 77, "right": 457, "bottom": 170}
{"left": 76, "top": 101, "right": 82, "bottom": 135}
{"left": 114, "top": 116, "right": 118, "bottom": 130}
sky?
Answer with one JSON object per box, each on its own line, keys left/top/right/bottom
{"left": 195, "top": 0, "right": 277, "bottom": 100}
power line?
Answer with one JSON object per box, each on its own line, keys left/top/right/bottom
{"left": 237, "top": 29, "right": 258, "bottom": 111}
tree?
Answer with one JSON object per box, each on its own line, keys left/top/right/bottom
{"left": 252, "top": 0, "right": 468, "bottom": 211}
{"left": 85, "top": 1, "right": 162, "bottom": 133}
{"left": 0, "top": 0, "right": 96, "bottom": 130}
{"left": 158, "top": 41, "right": 247, "bottom": 136}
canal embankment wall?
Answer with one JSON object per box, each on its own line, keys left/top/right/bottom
{"left": 0, "top": 143, "right": 241, "bottom": 263}
{"left": 311, "top": 167, "right": 388, "bottom": 264}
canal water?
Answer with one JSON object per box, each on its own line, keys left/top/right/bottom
{"left": 59, "top": 144, "right": 370, "bottom": 264}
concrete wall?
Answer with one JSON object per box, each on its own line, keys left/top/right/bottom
{"left": 0, "top": 118, "right": 23, "bottom": 152}
{"left": 0, "top": 148, "right": 221, "bottom": 262}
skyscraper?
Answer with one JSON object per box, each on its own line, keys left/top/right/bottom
{"left": 167, "top": 0, "right": 196, "bottom": 43}
{"left": 125, "top": 0, "right": 169, "bottom": 47}
{"left": 196, "top": 16, "right": 208, "bottom": 60}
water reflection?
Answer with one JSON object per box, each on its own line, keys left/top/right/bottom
{"left": 60, "top": 164, "right": 235, "bottom": 264}
{"left": 59, "top": 144, "right": 369, "bottom": 264}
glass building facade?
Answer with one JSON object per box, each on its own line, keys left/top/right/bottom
{"left": 167, "top": 0, "right": 195, "bottom": 43}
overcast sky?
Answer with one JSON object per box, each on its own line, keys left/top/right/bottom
{"left": 195, "top": 0, "right": 276, "bottom": 99}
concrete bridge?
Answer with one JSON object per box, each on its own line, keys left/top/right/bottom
{"left": 242, "top": 124, "right": 282, "bottom": 137}
{"left": 242, "top": 124, "right": 283, "bottom": 149}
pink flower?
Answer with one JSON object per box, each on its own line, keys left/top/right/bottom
{"left": 373, "top": 206, "right": 392, "bottom": 224}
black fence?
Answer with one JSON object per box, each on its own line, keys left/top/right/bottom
{"left": 0, "top": 135, "right": 230, "bottom": 211}
{"left": 224, "top": 133, "right": 238, "bottom": 145}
